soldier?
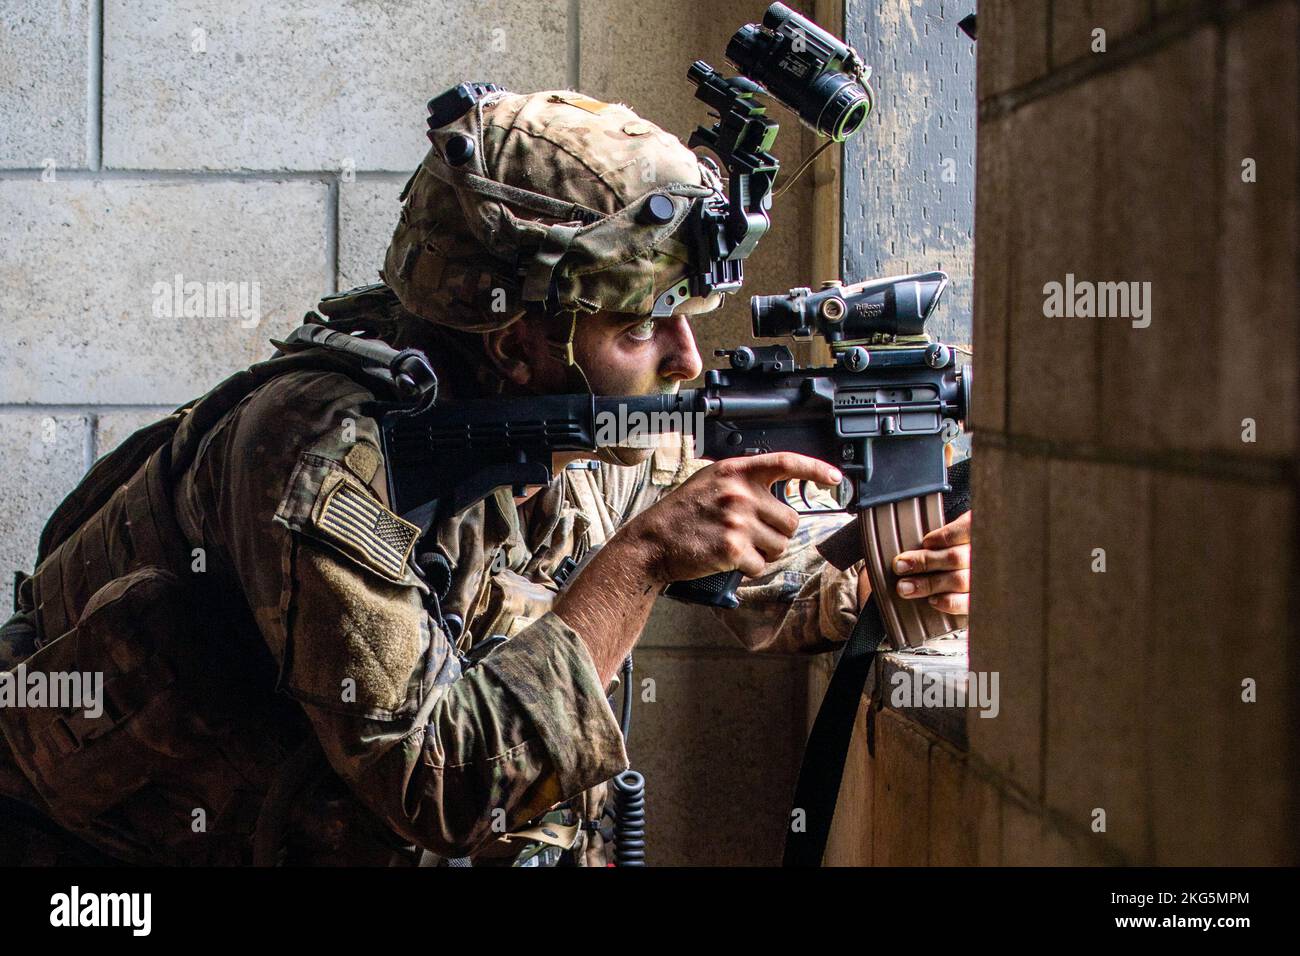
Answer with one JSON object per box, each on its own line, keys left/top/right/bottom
{"left": 0, "top": 88, "right": 971, "bottom": 866}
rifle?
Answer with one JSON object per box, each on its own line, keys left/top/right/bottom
{"left": 357, "top": 268, "right": 970, "bottom": 650}
{"left": 281, "top": 268, "right": 969, "bottom": 870}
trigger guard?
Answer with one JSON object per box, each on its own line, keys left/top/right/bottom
{"left": 798, "top": 480, "right": 813, "bottom": 510}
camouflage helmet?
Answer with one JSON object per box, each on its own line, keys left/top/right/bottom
{"left": 382, "top": 87, "right": 729, "bottom": 332}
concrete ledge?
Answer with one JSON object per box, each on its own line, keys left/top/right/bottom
{"left": 877, "top": 630, "right": 972, "bottom": 749}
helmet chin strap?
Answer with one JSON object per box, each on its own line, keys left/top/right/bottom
{"left": 559, "top": 309, "right": 594, "bottom": 396}
{"left": 476, "top": 309, "right": 661, "bottom": 469}
{"left": 557, "top": 310, "right": 655, "bottom": 468}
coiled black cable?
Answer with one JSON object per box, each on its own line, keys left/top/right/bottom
{"left": 609, "top": 654, "right": 647, "bottom": 865}
{"left": 611, "top": 770, "right": 646, "bottom": 866}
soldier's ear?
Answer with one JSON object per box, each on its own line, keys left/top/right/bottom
{"left": 482, "top": 323, "right": 534, "bottom": 387}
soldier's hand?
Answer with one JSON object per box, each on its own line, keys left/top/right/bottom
{"left": 890, "top": 510, "right": 972, "bottom": 615}
{"left": 621, "top": 452, "right": 843, "bottom": 583}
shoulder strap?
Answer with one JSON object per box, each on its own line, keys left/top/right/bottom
{"left": 35, "top": 335, "right": 412, "bottom": 567}
{"left": 36, "top": 414, "right": 179, "bottom": 565}
{"left": 782, "top": 456, "right": 972, "bottom": 867}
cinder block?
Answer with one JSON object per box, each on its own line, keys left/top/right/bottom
{"left": 823, "top": 697, "right": 874, "bottom": 867}
{"left": 101, "top": 0, "right": 568, "bottom": 171}
{"left": 0, "top": 178, "right": 330, "bottom": 404}
{"left": 1148, "top": 473, "right": 1294, "bottom": 864}
{"left": 0, "top": 414, "right": 90, "bottom": 580}
{"left": 999, "top": 795, "right": 1044, "bottom": 864}
{"left": 1004, "top": 81, "right": 1102, "bottom": 444}
{"left": 338, "top": 175, "right": 408, "bottom": 292}
{"left": 94, "top": 409, "right": 174, "bottom": 460}
{"left": 1040, "top": 814, "right": 1107, "bottom": 865}
{"left": 806, "top": 649, "right": 833, "bottom": 730}
{"left": 999, "top": 795, "right": 1040, "bottom": 865}
{"left": 0, "top": 0, "right": 90, "bottom": 169}
{"left": 1052, "top": 0, "right": 1152, "bottom": 67}
{"left": 1217, "top": 2, "right": 1299, "bottom": 458}
{"left": 976, "top": 0, "right": 1051, "bottom": 100}
{"left": 580, "top": 0, "right": 763, "bottom": 148}
{"left": 929, "top": 744, "right": 1000, "bottom": 865}
{"left": 972, "top": 112, "right": 1010, "bottom": 434}
{"left": 1000, "top": 797, "right": 1106, "bottom": 864}
{"left": 623, "top": 648, "right": 808, "bottom": 865}
{"left": 1044, "top": 458, "right": 1152, "bottom": 861}
{"left": 1095, "top": 28, "right": 1218, "bottom": 455}
{"left": 967, "top": 444, "right": 1047, "bottom": 799}
{"left": 872, "top": 708, "right": 930, "bottom": 865}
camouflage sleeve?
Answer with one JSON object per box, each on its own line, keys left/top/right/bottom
{"left": 181, "top": 369, "right": 627, "bottom": 856}
{"left": 720, "top": 512, "right": 865, "bottom": 655}
{"left": 630, "top": 436, "right": 865, "bottom": 656}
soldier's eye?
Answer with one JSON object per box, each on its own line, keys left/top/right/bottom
{"left": 627, "top": 317, "right": 656, "bottom": 341}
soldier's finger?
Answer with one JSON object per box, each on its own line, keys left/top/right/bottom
{"left": 893, "top": 543, "right": 970, "bottom": 575}
{"left": 920, "top": 510, "right": 972, "bottom": 549}
{"left": 895, "top": 568, "right": 971, "bottom": 599}
{"left": 736, "top": 546, "right": 769, "bottom": 578}
{"left": 748, "top": 520, "right": 792, "bottom": 564}
{"left": 730, "top": 452, "right": 842, "bottom": 489}
{"left": 754, "top": 495, "right": 801, "bottom": 537}
{"left": 927, "top": 591, "right": 970, "bottom": 615}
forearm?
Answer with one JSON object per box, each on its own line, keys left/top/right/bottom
{"left": 552, "top": 534, "right": 663, "bottom": 685}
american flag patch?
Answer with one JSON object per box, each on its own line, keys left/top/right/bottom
{"left": 316, "top": 478, "right": 420, "bottom": 580}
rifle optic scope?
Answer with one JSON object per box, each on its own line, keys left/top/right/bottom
{"left": 751, "top": 271, "right": 950, "bottom": 343}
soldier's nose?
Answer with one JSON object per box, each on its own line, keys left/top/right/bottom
{"left": 660, "top": 316, "right": 702, "bottom": 381}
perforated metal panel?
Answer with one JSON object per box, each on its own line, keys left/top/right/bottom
{"left": 843, "top": 0, "right": 976, "bottom": 348}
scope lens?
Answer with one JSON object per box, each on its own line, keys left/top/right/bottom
{"left": 814, "top": 74, "right": 872, "bottom": 142}
{"left": 834, "top": 96, "right": 871, "bottom": 141}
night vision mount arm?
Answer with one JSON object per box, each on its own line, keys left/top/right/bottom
{"left": 672, "top": 2, "right": 874, "bottom": 311}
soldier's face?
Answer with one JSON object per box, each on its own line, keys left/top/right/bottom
{"left": 494, "top": 309, "right": 704, "bottom": 468}
{"left": 571, "top": 310, "right": 704, "bottom": 397}
{"left": 495, "top": 309, "right": 703, "bottom": 396}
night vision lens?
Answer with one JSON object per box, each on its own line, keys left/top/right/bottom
{"left": 726, "top": 3, "right": 872, "bottom": 143}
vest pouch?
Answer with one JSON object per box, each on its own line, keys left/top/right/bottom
{"left": 0, "top": 565, "right": 217, "bottom": 829}
{"left": 471, "top": 566, "right": 559, "bottom": 643}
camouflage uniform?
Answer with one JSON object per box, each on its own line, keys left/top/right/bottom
{"left": 0, "top": 341, "right": 861, "bottom": 865}
{"left": 0, "top": 87, "right": 863, "bottom": 864}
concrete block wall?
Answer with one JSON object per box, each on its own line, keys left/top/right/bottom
{"left": 824, "top": 0, "right": 1299, "bottom": 866}
{"left": 1, "top": 0, "right": 829, "bottom": 864}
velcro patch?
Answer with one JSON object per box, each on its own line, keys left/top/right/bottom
{"left": 313, "top": 475, "right": 420, "bottom": 581}
{"left": 548, "top": 91, "right": 614, "bottom": 115}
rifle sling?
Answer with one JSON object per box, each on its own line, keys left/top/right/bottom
{"left": 782, "top": 456, "right": 971, "bottom": 867}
